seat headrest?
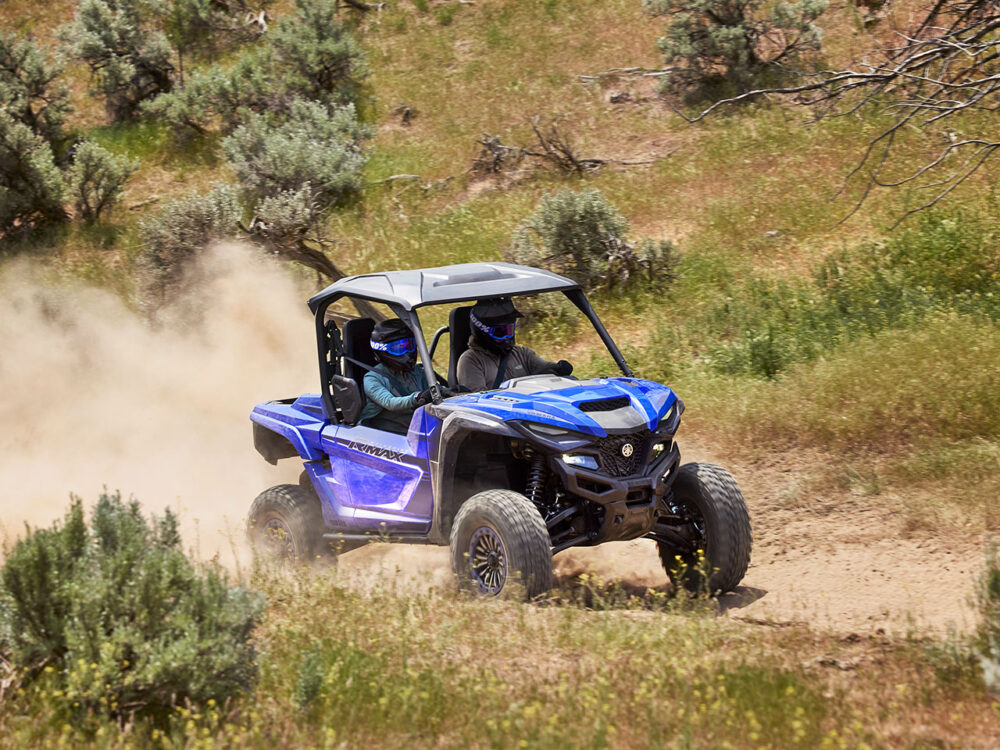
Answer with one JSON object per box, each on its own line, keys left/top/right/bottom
{"left": 448, "top": 306, "right": 474, "bottom": 388}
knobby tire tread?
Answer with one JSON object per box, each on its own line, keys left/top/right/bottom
{"left": 247, "top": 484, "right": 323, "bottom": 559}
{"left": 657, "top": 462, "right": 752, "bottom": 593}
{"left": 450, "top": 489, "right": 553, "bottom": 599}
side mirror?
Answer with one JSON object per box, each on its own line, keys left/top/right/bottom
{"left": 331, "top": 375, "right": 363, "bottom": 425}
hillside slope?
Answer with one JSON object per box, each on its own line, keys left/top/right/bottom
{"left": 1, "top": 0, "right": 999, "bottom": 745}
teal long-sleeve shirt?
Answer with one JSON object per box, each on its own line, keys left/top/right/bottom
{"left": 358, "top": 362, "right": 429, "bottom": 433}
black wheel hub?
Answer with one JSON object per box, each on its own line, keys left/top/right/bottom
{"left": 261, "top": 517, "right": 295, "bottom": 558}
{"left": 657, "top": 500, "right": 707, "bottom": 554}
{"left": 469, "top": 526, "right": 507, "bottom": 595}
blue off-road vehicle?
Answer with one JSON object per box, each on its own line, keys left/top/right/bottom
{"left": 248, "top": 263, "right": 751, "bottom": 598}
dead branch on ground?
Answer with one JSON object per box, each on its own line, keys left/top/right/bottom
{"left": 529, "top": 117, "right": 607, "bottom": 175}
{"left": 578, "top": 66, "right": 673, "bottom": 82}
{"left": 473, "top": 117, "right": 657, "bottom": 177}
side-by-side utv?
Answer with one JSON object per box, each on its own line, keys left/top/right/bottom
{"left": 248, "top": 262, "right": 751, "bottom": 598}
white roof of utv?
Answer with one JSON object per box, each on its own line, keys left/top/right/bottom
{"left": 307, "top": 262, "right": 580, "bottom": 313}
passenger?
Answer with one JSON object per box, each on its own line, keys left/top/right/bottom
{"left": 358, "top": 319, "right": 433, "bottom": 434}
{"left": 456, "top": 298, "right": 573, "bottom": 392}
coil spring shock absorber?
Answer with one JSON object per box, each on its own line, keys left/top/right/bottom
{"left": 523, "top": 446, "right": 548, "bottom": 505}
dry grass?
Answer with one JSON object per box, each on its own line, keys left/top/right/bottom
{"left": 3, "top": 560, "right": 996, "bottom": 748}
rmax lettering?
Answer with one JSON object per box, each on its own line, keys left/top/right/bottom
{"left": 345, "top": 440, "right": 405, "bottom": 463}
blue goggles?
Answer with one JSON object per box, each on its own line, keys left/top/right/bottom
{"left": 471, "top": 312, "right": 516, "bottom": 340}
{"left": 371, "top": 337, "right": 416, "bottom": 356}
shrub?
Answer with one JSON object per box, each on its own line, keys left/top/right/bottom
{"left": 63, "top": 0, "right": 175, "bottom": 120}
{"left": 0, "top": 31, "right": 71, "bottom": 144}
{"left": 271, "top": 0, "right": 368, "bottom": 105}
{"left": 254, "top": 184, "right": 320, "bottom": 242}
{"left": 976, "top": 544, "right": 1000, "bottom": 692}
{"left": 0, "top": 493, "right": 265, "bottom": 723}
{"left": 142, "top": 0, "right": 368, "bottom": 138}
{"left": 222, "top": 98, "right": 369, "bottom": 207}
{"left": 146, "top": 0, "right": 366, "bottom": 136}
{"left": 643, "top": 0, "right": 828, "bottom": 97}
{"left": 0, "top": 111, "right": 67, "bottom": 232}
{"left": 141, "top": 70, "right": 216, "bottom": 134}
{"left": 143, "top": 49, "right": 278, "bottom": 135}
{"left": 508, "top": 188, "right": 680, "bottom": 292}
{"left": 66, "top": 140, "right": 138, "bottom": 221}
{"left": 139, "top": 183, "right": 241, "bottom": 297}
{"left": 166, "top": 0, "right": 266, "bottom": 59}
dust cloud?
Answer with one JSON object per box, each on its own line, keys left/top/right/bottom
{"left": 0, "top": 244, "right": 314, "bottom": 563}
{"left": 0, "top": 247, "right": 685, "bottom": 585}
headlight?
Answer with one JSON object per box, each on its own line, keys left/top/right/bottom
{"left": 561, "top": 454, "right": 599, "bottom": 470}
{"left": 655, "top": 406, "right": 675, "bottom": 432}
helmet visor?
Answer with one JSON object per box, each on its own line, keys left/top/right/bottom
{"left": 484, "top": 321, "right": 516, "bottom": 340}
{"left": 372, "top": 337, "right": 416, "bottom": 356}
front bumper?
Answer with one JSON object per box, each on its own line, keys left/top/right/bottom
{"left": 549, "top": 441, "right": 681, "bottom": 544}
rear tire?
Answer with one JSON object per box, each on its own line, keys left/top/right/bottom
{"left": 656, "top": 463, "right": 752, "bottom": 594}
{"left": 449, "top": 490, "right": 553, "bottom": 599}
{"left": 247, "top": 484, "right": 323, "bottom": 561}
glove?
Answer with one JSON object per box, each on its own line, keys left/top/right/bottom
{"left": 553, "top": 360, "right": 573, "bottom": 377}
{"left": 413, "top": 388, "right": 434, "bottom": 407}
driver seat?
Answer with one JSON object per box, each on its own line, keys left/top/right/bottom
{"left": 341, "top": 318, "right": 376, "bottom": 399}
{"left": 447, "top": 306, "right": 473, "bottom": 388}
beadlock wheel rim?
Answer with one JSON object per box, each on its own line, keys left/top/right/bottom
{"left": 261, "top": 516, "right": 295, "bottom": 558}
{"left": 468, "top": 526, "right": 507, "bottom": 595}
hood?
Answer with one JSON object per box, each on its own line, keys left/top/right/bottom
{"left": 442, "top": 375, "right": 677, "bottom": 438}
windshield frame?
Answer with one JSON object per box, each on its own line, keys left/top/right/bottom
{"left": 313, "top": 288, "right": 633, "bottom": 422}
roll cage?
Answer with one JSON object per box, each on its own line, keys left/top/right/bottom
{"left": 308, "top": 262, "right": 634, "bottom": 424}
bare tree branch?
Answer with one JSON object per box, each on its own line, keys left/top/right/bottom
{"left": 677, "top": 1, "right": 1000, "bottom": 220}
{"left": 240, "top": 216, "right": 385, "bottom": 320}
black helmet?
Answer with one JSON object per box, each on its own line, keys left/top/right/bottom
{"left": 470, "top": 298, "right": 522, "bottom": 353}
{"left": 370, "top": 319, "right": 417, "bottom": 372}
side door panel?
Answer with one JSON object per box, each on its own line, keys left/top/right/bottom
{"left": 320, "top": 410, "right": 438, "bottom": 533}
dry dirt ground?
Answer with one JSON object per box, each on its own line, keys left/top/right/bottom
{"left": 338, "top": 438, "right": 984, "bottom": 636}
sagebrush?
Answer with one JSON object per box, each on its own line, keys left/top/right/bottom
{"left": 508, "top": 188, "right": 679, "bottom": 293}
{"left": 0, "top": 493, "right": 264, "bottom": 726}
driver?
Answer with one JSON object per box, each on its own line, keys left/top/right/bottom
{"left": 358, "top": 319, "right": 433, "bottom": 434}
{"left": 456, "top": 297, "right": 573, "bottom": 392}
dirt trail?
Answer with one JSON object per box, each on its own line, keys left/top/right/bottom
{"left": 687, "top": 442, "right": 982, "bottom": 634}
{"left": 338, "top": 440, "right": 983, "bottom": 635}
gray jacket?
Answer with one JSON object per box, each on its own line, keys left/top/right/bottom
{"left": 456, "top": 338, "right": 559, "bottom": 391}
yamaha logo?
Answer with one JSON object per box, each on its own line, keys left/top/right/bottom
{"left": 621, "top": 443, "right": 634, "bottom": 457}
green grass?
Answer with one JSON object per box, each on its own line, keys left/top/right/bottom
{"left": 2, "top": 560, "right": 997, "bottom": 748}
{"left": 7, "top": 569, "right": 1000, "bottom": 748}
{"left": 2, "top": 0, "right": 998, "bottom": 529}
{"left": 681, "top": 314, "right": 1000, "bottom": 451}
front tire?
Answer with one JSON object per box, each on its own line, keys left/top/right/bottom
{"left": 655, "top": 463, "right": 752, "bottom": 594}
{"left": 247, "top": 484, "right": 323, "bottom": 561}
{"left": 449, "top": 490, "right": 553, "bottom": 599}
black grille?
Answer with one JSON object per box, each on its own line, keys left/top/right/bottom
{"left": 579, "top": 396, "right": 630, "bottom": 412}
{"left": 596, "top": 430, "right": 651, "bottom": 477}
